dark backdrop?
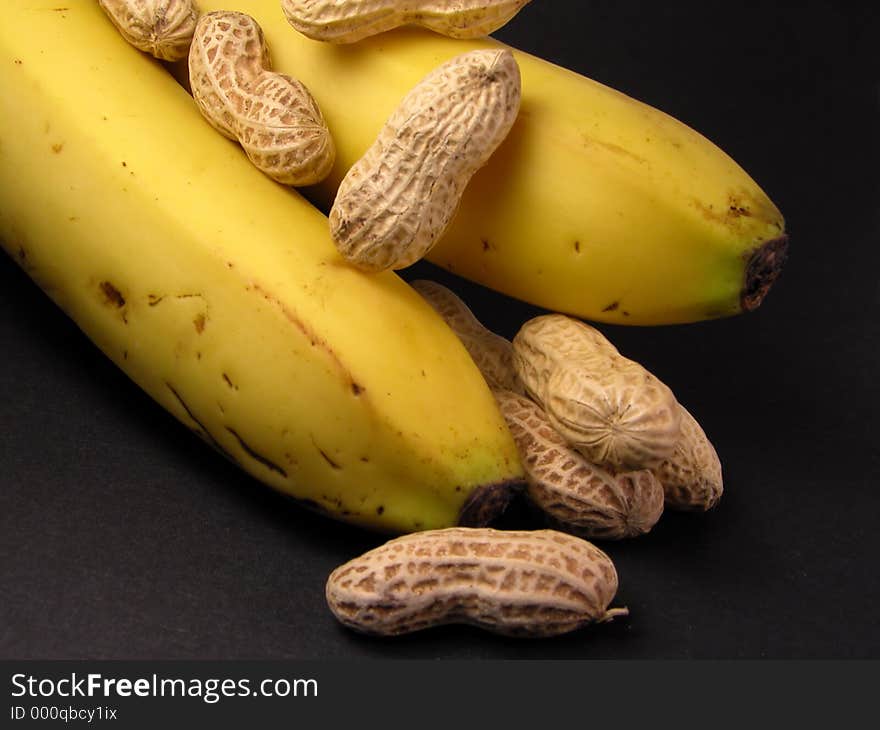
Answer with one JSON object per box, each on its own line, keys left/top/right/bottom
{"left": 2, "top": 1, "right": 878, "bottom": 659}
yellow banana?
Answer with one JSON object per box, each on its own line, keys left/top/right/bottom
{"left": 0, "top": 1, "right": 525, "bottom": 534}
{"left": 200, "top": 0, "right": 787, "bottom": 326}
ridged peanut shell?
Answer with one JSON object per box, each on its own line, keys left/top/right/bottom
{"left": 281, "top": 0, "right": 532, "bottom": 43}
{"left": 329, "top": 49, "right": 521, "bottom": 271}
{"left": 98, "top": 0, "right": 199, "bottom": 61}
{"left": 513, "top": 314, "right": 682, "bottom": 471}
{"left": 655, "top": 405, "right": 724, "bottom": 511}
{"left": 188, "top": 11, "right": 335, "bottom": 186}
{"left": 326, "top": 527, "right": 627, "bottom": 637}
{"left": 494, "top": 389, "right": 664, "bottom": 540}
{"left": 411, "top": 280, "right": 523, "bottom": 393}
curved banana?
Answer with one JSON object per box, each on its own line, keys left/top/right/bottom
{"left": 202, "top": 0, "right": 787, "bottom": 325}
{"left": 0, "top": 1, "right": 524, "bottom": 534}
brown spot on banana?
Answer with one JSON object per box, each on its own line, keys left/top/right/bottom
{"left": 249, "top": 280, "right": 365, "bottom": 401}
{"left": 99, "top": 281, "right": 126, "bottom": 309}
{"left": 226, "top": 426, "right": 289, "bottom": 477}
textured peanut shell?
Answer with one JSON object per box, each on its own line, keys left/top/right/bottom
{"left": 495, "top": 389, "right": 665, "bottom": 540}
{"left": 326, "top": 527, "right": 627, "bottom": 637}
{"left": 98, "top": 0, "right": 199, "bottom": 61}
{"left": 655, "top": 405, "right": 723, "bottom": 511}
{"left": 329, "top": 49, "right": 521, "bottom": 271}
{"left": 411, "top": 280, "right": 523, "bottom": 394}
{"left": 513, "top": 314, "right": 682, "bottom": 471}
{"left": 188, "top": 11, "right": 335, "bottom": 186}
{"left": 281, "top": 0, "right": 532, "bottom": 43}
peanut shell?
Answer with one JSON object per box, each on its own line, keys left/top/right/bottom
{"left": 330, "top": 49, "right": 521, "bottom": 271}
{"left": 281, "top": 0, "right": 532, "bottom": 43}
{"left": 654, "top": 405, "right": 723, "bottom": 511}
{"left": 98, "top": 0, "right": 199, "bottom": 61}
{"left": 495, "top": 389, "right": 665, "bottom": 540}
{"left": 325, "top": 527, "right": 627, "bottom": 637}
{"left": 513, "top": 314, "right": 682, "bottom": 471}
{"left": 188, "top": 11, "right": 335, "bottom": 186}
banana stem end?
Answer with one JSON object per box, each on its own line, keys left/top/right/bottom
{"left": 741, "top": 234, "right": 790, "bottom": 312}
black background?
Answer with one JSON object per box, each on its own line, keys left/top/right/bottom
{"left": 2, "top": 1, "right": 878, "bottom": 659}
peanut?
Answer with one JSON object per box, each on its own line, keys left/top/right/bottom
{"left": 494, "top": 389, "right": 665, "bottom": 540}
{"left": 329, "top": 49, "right": 521, "bottom": 271}
{"left": 281, "top": 0, "right": 532, "bottom": 44}
{"left": 414, "top": 284, "right": 721, "bottom": 513}
{"left": 188, "top": 11, "right": 335, "bottom": 186}
{"left": 411, "top": 281, "right": 665, "bottom": 535}
{"left": 325, "top": 527, "right": 627, "bottom": 637}
{"left": 98, "top": 0, "right": 199, "bottom": 62}
{"left": 513, "top": 314, "right": 682, "bottom": 471}
{"left": 655, "top": 405, "right": 723, "bottom": 511}
{"left": 411, "top": 279, "right": 523, "bottom": 394}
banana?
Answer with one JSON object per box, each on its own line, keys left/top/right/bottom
{"left": 0, "top": 1, "right": 525, "bottom": 534}
{"left": 198, "top": 0, "right": 787, "bottom": 326}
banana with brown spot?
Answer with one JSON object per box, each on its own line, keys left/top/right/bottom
{"left": 0, "top": 0, "right": 525, "bottom": 534}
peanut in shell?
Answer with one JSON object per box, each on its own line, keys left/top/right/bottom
{"left": 98, "top": 0, "right": 199, "bottom": 61}
{"left": 325, "top": 527, "right": 627, "bottom": 637}
{"left": 495, "top": 389, "right": 665, "bottom": 540}
{"left": 513, "top": 314, "right": 682, "bottom": 471}
{"left": 330, "top": 49, "right": 521, "bottom": 271}
{"left": 188, "top": 11, "right": 335, "bottom": 186}
{"left": 281, "top": 0, "right": 533, "bottom": 43}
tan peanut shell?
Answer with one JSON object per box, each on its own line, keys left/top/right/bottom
{"left": 325, "top": 527, "right": 627, "bottom": 637}
{"left": 512, "top": 314, "right": 682, "bottom": 471}
{"left": 329, "top": 49, "right": 521, "bottom": 272}
{"left": 98, "top": 0, "right": 199, "bottom": 61}
{"left": 494, "top": 389, "right": 665, "bottom": 540}
{"left": 188, "top": 11, "right": 335, "bottom": 186}
{"left": 654, "top": 405, "right": 723, "bottom": 511}
{"left": 411, "top": 280, "right": 523, "bottom": 394}
{"left": 281, "top": 0, "right": 532, "bottom": 44}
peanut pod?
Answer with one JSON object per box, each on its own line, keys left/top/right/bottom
{"left": 494, "top": 389, "right": 665, "bottom": 539}
{"left": 330, "top": 48, "right": 521, "bottom": 271}
{"left": 655, "top": 405, "right": 723, "bottom": 511}
{"left": 512, "top": 314, "right": 682, "bottom": 471}
{"left": 281, "top": 0, "right": 532, "bottom": 43}
{"left": 98, "top": 0, "right": 199, "bottom": 61}
{"left": 188, "top": 10, "right": 335, "bottom": 186}
{"left": 325, "top": 527, "right": 627, "bottom": 637}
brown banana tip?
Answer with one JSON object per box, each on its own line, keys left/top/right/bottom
{"left": 741, "top": 233, "right": 790, "bottom": 312}
{"left": 457, "top": 478, "right": 526, "bottom": 527}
